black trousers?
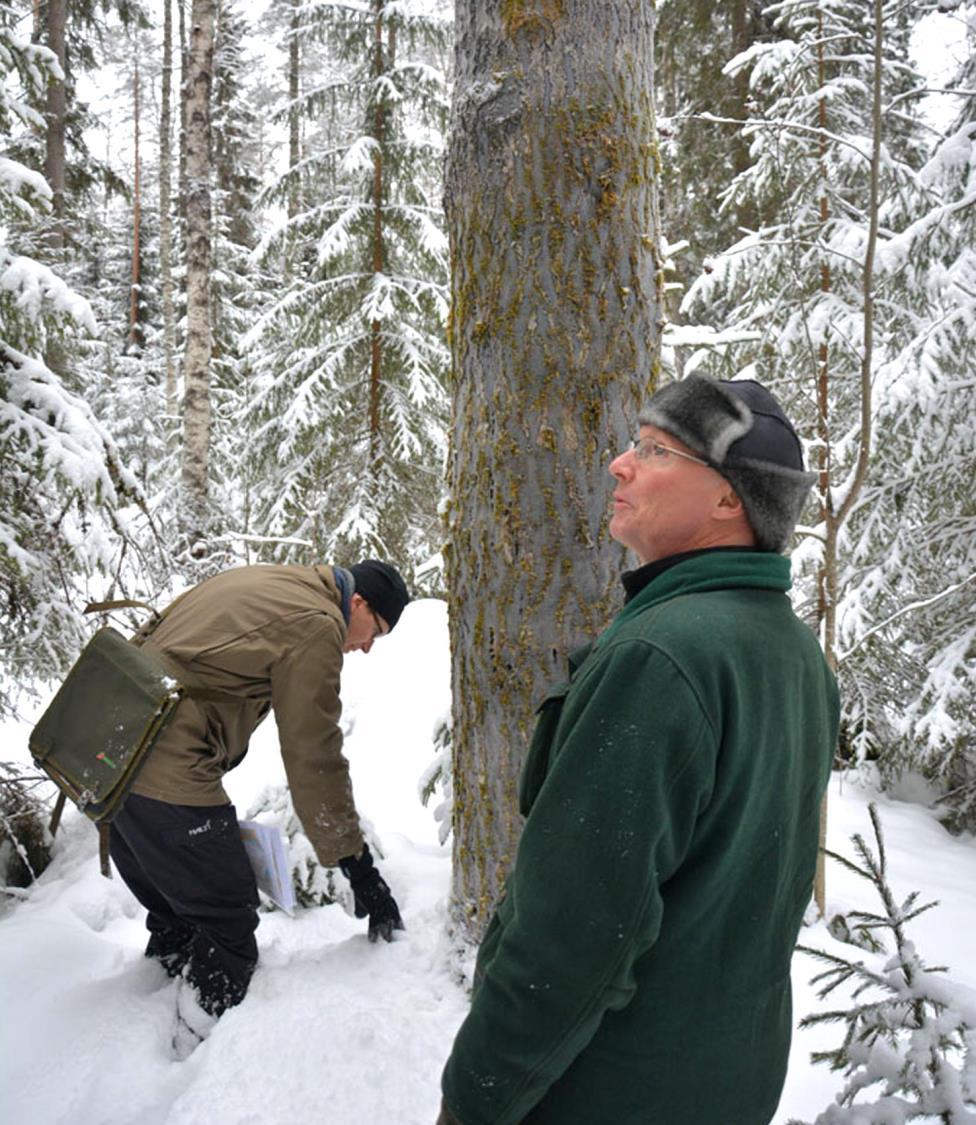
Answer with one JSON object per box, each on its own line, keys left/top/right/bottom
{"left": 110, "top": 794, "right": 259, "bottom": 1016}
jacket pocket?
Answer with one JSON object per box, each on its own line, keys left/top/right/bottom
{"left": 519, "top": 680, "right": 572, "bottom": 814}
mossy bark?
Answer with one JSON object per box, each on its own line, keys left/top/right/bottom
{"left": 445, "top": 0, "right": 661, "bottom": 940}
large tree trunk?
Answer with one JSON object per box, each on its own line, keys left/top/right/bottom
{"left": 160, "top": 0, "right": 178, "bottom": 427}
{"left": 181, "top": 0, "right": 215, "bottom": 550}
{"left": 445, "top": 0, "right": 661, "bottom": 940}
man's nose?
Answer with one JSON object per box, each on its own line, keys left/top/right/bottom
{"left": 609, "top": 450, "right": 632, "bottom": 478}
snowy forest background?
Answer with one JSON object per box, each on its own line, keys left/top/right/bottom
{"left": 2, "top": 0, "right": 976, "bottom": 1119}
{"left": 2, "top": 0, "right": 976, "bottom": 951}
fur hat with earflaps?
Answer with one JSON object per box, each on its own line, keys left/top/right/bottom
{"left": 639, "top": 374, "right": 816, "bottom": 553}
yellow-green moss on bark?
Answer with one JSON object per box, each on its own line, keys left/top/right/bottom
{"left": 446, "top": 0, "right": 662, "bottom": 941}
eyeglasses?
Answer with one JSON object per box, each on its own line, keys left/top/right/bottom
{"left": 367, "top": 606, "right": 389, "bottom": 640}
{"left": 630, "top": 436, "right": 710, "bottom": 468}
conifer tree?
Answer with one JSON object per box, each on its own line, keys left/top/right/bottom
{"left": 209, "top": 0, "right": 276, "bottom": 553}
{"left": 680, "top": 0, "right": 976, "bottom": 833}
{"left": 792, "top": 804, "right": 976, "bottom": 1123}
{"left": 0, "top": 8, "right": 142, "bottom": 709}
{"left": 248, "top": 0, "right": 451, "bottom": 571}
{"left": 655, "top": 0, "right": 773, "bottom": 291}
{"left": 78, "top": 23, "right": 178, "bottom": 589}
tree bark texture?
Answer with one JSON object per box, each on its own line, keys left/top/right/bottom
{"left": 181, "top": 0, "right": 215, "bottom": 546}
{"left": 445, "top": 0, "right": 661, "bottom": 939}
{"left": 160, "top": 0, "right": 178, "bottom": 423}
{"left": 44, "top": 0, "right": 67, "bottom": 252}
{"left": 179, "top": 0, "right": 189, "bottom": 264}
{"left": 368, "top": 0, "right": 385, "bottom": 474}
{"left": 128, "top": 46, "right": 143, "bottom": 352}
{"left": 288, "top": 0, "right": 300, "bottom": 221}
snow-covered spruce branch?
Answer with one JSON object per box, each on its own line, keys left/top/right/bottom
{"left": 208, "top": 533, "right": 315, "bottom": 549}
{"left": 789, "top": 803, "right": 976, "bottom": 1123}
{"left": 681, "top": 112, "right": 874, "bottom": 164}
{"left": 837, "top": 573, "right": 976, "bottom": 663}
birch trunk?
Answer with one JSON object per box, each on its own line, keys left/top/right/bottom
{"left": 181, "top": 0, "right": 215, "bottom": 548}
{"left": 445, "top": 0, "right": 661, "bottom": 939}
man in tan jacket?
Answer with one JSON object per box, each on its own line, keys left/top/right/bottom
{"left": 108, "top": 559, "right": 410, "bottom": 1047}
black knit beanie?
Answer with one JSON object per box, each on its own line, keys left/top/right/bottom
{"left": 638, "top": 374, "right": 816, "bottom": 553}
{"left": 349, "top": 560, "right": 411, "bottom": 630}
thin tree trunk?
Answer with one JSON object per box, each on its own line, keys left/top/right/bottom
{"left": 288, "top": 0, "right": 300, "bottom": 218}
{"left": 179, "top": 0, "right": 189, "bottom": 273}
{"left": 160, "top": 0, "right": 178, "bottom": 426}
{"left": 813, "top": 0, "right": 881, "bottom": 915}
{"left": 42, "top": 0, "right": 68, "bottom": 379}
{"left": 44, "top": 0, "right": 67, "bottom": 253}
{"left": 813, "top": 5, "right": 833, "bottom": 921}
{"left": 446, "top": 0, "right": 660, "bottom": 940}
{"left": 181, "top": 0, "right": 215, "bottom": 550}
{"left": 128, "top": 44, "right": 143, "bottom": 352}
{"left": 284, "top": 0, "right": 301, "bottom": 278}
{"left": 730, "top": 0, "right": 756, "bottom": 231}
{"left": 368, "top": 0, "right": 384, "bottom": 474}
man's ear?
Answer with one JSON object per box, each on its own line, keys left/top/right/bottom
{"left": 714, "top": 485, "right": 746, "bottom": 520}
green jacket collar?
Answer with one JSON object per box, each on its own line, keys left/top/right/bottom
{"left": 596, "top": 550, "right": 792, "bottom": 652}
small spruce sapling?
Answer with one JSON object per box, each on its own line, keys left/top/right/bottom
{"left": 419, "top": 713, "right": 452, "bottom": 846}
{"left": 790, "top": 803, "right": 976, "bottom": 1123}
{"left": 245, "top": 783, "right": 385, "bottom": 915}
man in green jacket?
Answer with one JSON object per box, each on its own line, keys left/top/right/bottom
{"left": 439, "top": 376, "right": 839, "bottom": 1124}
{"left": 108, "top": 559, "right": 410, "bottom": 1049}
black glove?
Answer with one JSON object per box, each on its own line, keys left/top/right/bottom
{"left": 338, "top": 843, "right": 405, "bottom": 943}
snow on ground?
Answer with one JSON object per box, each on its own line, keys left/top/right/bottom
{"left": 2, "top": 597, "right": 975, "bottom": 1124}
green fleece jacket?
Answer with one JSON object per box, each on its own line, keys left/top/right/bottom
{"left": 441, "top": 551, "right": 838, "bottom": 1124}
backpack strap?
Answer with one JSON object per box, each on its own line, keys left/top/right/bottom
{"left": 181, "top": 685, "right": 244, "bottom": 705}
{"left": 84, "top": 599, "right": 159, "bottom": 616}
{"left": 84, "top": 600, "right": 240, "bottom": 705}
{"left": 49, "top": 792, "right": 67, "bottom": 836}
{"left": 99, "top": 824, "right": 112, "bottom": 878}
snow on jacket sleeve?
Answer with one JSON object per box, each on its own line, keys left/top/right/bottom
{"left": 441, "top": 640, "right": 718, "bottom": 1124}
{"left": 270, "top": 612, "right": 364, "bottom": 866}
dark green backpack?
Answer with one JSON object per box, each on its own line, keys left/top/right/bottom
{"left": 29, "top": 626, "right": 185, "bottom": 824}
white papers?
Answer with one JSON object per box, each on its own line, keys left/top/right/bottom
{"left": 239, "top": 820, "right": 296, "bottom": 915}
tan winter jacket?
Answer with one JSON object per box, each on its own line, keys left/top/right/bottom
{"left": 128, "top": 564, "right": 364, "bottom": 865}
